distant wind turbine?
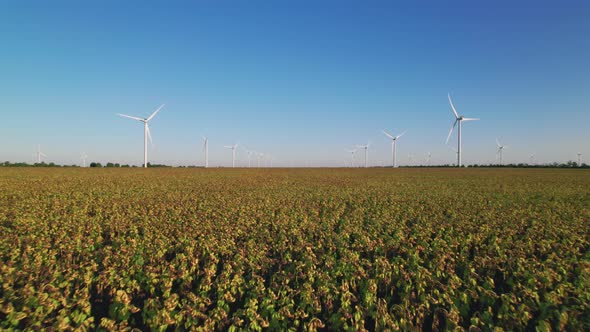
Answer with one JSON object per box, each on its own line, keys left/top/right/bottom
{"left": 80, "top": 152, "right": 88, "bottom": 167}
{"left": 425, "top": 152, "right": 432, "bottom": 166}
{"left": 578, "top": 152, "right": 583, "bottom": 165}
{"left": 446, "top": 94, "right": 479, "bottom": 167}
{"left": 529, "top": 153, "right": 535, "bottom": 165}
{"left": 224, "top": 144, "right": 238, "bottom": 168}
{"left": 117, "top": 104, "right": 165, "bottom": 168}
{"left": 202, "top": 136, "right": 209, "bottom": 168}
{"left": 257, "top": 152, "right": 263, "bottom": 168}
{"left": 356, "top": 143, "right": 370, "bottom": 168}
{"left": 347, "top": 148, "right": 357, "bottom": 168}
{"left": 36, "top": 145, "right": 47, "bottom": 163}
{"left": 246, "top": 149, "right": 253, "bottom": 168}
{"left": 496, "top": 138, "right": 508, "bottom": 165}
{"left": 382, "top": 130, "right": 406, "bottom": 168}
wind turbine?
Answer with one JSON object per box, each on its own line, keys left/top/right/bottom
{"left": 202, "top": 136, "right": 209, "bottom": 168}
{"left": 496, "top": 138, "right": 508, "bottom": 165}
{"left": 446, "top": 94, "right": 479, "bottom": 167}
{"left": 382, "top": 130, "right": 406, "bottom": 168}
{"left": 578, "top": 152, "right": 583, "bottom": 166}
{"left": 117, "top": 104, "right": 165, "bottom": 168}
{"left": 257, "top": 152, "right": 263, "bottom": 168}
{"left": 224, "top": 144, "right": 238, "bottom": 168}
{"left": 347, "top": 148, "right": 357, "bottom": 168}
{"left": 246, "top": 149, "right": 253, "bottom": 168}
{"left": 80, "top": 152, "right": 88, "bottom": 167}
{"left": 356, "top": 143, "right": 370, "bottom": 168}
{"left": 425, "top": 152, "right": 432, "bottom": 166}
{"left": 529, "top": 154, "right": 535, "bottom": 165}
{"left": 36, "top": 145, "right": 47, "bottom": 163}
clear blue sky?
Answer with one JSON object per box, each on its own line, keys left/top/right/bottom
{"left": 1, "top": 1, "right": 588, "bottom": 166}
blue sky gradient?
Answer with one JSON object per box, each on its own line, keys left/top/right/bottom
{"left": 1, "top": 1, "right": 589, "bottom": 166}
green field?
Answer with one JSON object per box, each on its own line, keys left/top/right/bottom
{"left": 0, "top": 168, "right": 589, "bottom": 330}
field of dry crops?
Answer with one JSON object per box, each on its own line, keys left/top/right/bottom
{"left": 0, "top": 168, "right": 589, "bottom": 330}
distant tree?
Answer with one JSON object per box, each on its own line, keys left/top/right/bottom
{"left": 90, "top": 162, "right": 102, "bottom": 168}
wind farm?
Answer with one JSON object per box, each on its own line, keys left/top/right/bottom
{"left": 0, "top": 2, "right": 588, "bottom": 331}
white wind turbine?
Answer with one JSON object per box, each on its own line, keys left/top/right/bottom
{"left": 242, "top": 147, "right": 257, "bottom": 168}
{"left": 446, "top": 94, "right": 479, "bottom": 167}
{"left": 347, "top": 148, "right": 357, "bottom": 168}
{"left": 80, "top": 152, "right": 88, "bottom": 167}
{"left": 356, "top": 143, "right": 370, "bottom": 168}
{"left": 117, "top": 104, "right": 165, "bottom": 168}
{"left": 36, "top": 145, "right": 47, "bottom": 163}
{"left": 257, "top": 152, "right": 263, "bottom": 168}
{"left": 224, "top": 144, "right": 238, "bottom": 168}
{"left": 382, "top": 130, "right": 406, "bottom": 168}
{"left": 246, "top": 149, "right": 253, "bottom": 168}
{"left": 578, "top": 152, "right": 583, "bottom": 166}
{"left": 202, "top": 136, "right": 209, "bottom": 168}
{"left": 529, "top": 153, "right": 535, "bottom": 165}
{"left": 496, "top": 138, "right": 508, "bottom": 165}
{"left": 425, "top": 152, "right": 432, "bottom": 166}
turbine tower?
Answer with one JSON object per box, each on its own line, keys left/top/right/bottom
{"left": 80, "top": 152, "right": 88, "bottom": 167}
{"left": 117, "top": 104, "right": 165, "bottom": 168}
{"left": 496, "top": 139, "right": 508, "bottom": 165}
{"left": 382, "top": 130, "right": 406, "bottom": 168}
{"left": 446, "top": 94, "right": 479, "bottom": 167}
{"left": 578, "top": 152, "right": 583, "bottom": 166}
{"left": 449, "top": 146, "right": 459, "bottom": 166}
{"left": 224, "top": 144, "right": 238, "bottom": 168}
{"left": 356, "top": 143, "right": 370, "bottom": 168}
{"left": 202, "top": 136, "right": 209, "bottom": 168}
{"left": 36, "top": 145, "right": 47, "bottom": 163}
{"left": 425, "top": 152, "right": 432, "bottom": 166}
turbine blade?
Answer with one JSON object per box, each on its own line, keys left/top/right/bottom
{"left": 382, "top": 130, "right": 394, "bottom": 139}
{"left": 396, "top": 131, "right": 407, "bottom": 139}
{"left": 446, "top": 120, "right": 457, "bottom": 144}
{"left": 117, "top": 113, "right": 144, "bottom": 121}
{"left": 496, "top": 138, "right": 501, "bottom": 147}
{"left": 462, "top": 117, "right": 479, "bottom": 121}
{"left": 147, "top": 104, "right": 165, "bottom": 121}
{"left": 448, "top": 93, "right": 459, "bottom": 118}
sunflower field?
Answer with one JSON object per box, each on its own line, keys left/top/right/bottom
{"left": 0, "top": 168, "right": 588, "bottom": 331}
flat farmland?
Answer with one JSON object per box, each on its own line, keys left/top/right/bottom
{"left": 0, "top": 168, "right": 588, "bottom": 330}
